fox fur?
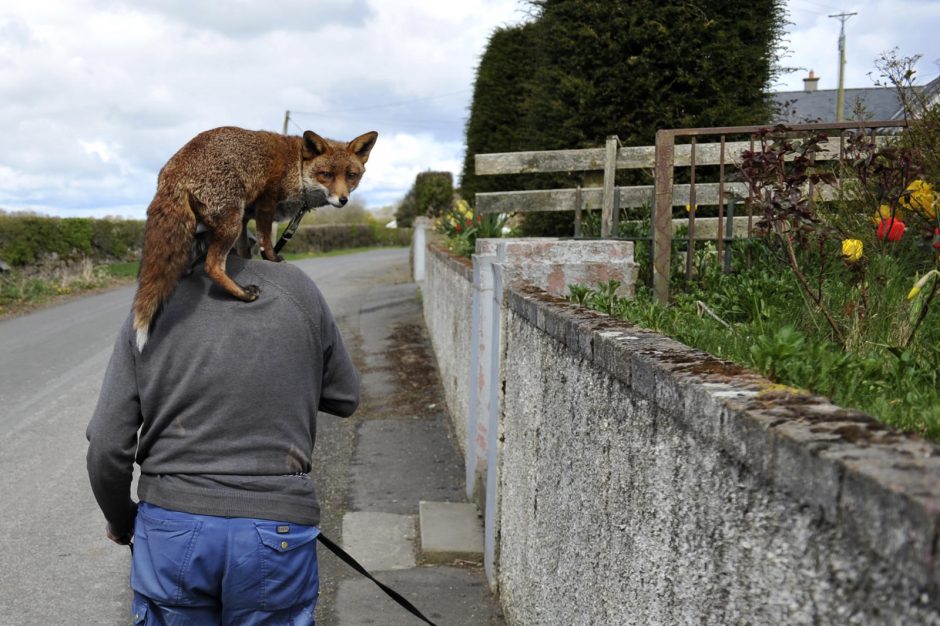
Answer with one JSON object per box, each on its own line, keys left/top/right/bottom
{"left": 133, "top": 126, "right": 378, "bottom": 351}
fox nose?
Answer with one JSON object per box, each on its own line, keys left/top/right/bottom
{"left": 338, "top": 196, "right": 348, "bottom": 206}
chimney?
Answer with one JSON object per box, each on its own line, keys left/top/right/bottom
{"left": 804, "top": 69, "right": 820, "bottom": 93}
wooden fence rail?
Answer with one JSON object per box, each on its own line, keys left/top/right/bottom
{"left": 473, "top": 120, "right": 908, "bottom": 304}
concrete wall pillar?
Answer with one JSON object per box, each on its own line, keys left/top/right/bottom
{"left": 464, "top": 237, "right": 638, "bottom": 585}
{"left": 411, "top": 217, "right": 431, "bottom": 282}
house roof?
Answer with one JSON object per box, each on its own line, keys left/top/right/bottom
{"left": 772, "top": 76, "right": 940, "bottom": 124}
{"left": 772, "top": 87, "right": 905, "bottom": 123}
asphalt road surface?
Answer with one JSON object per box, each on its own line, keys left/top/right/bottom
{"left": 0, "top": 247, "right": 411, "bottom": 625}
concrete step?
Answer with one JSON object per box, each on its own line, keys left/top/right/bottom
{"left": 336, "top": 566, "right": 501, "bottom": 626}
{"left": 418, "top": 501, "right": 484, "bottom": 565}
{"left": 340, "top": 511, "right": 416, "bottom": 572}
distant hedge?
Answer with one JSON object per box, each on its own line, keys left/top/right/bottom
{"left": 0, "top": 215, "right": 145, "bottom": 266}
{"left": 0, "top": 215, "right": 410, "bottom": 269}
{"left": 284, "top": 223, "right": 411, "bottom": 254}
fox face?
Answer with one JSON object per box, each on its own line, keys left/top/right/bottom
{"left": 301, "top": 130, "right": 378, "bottom": 207}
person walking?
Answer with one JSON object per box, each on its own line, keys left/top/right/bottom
{"left": 86, "top": 246, "right": 359, "bottom": 625}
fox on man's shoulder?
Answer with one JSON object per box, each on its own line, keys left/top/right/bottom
{"left": 133, "top": 126, "right": 378, "bottom": 351}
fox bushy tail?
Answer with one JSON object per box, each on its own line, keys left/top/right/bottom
{"left": 133, "top": 190, "right": 197, "bottom": 351}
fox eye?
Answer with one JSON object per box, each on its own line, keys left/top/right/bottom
{"left": 318, "top": 171, "right": 334, "bottom": 180}
{"left": 347, "top": 171, "right": 359, "bottom": 180}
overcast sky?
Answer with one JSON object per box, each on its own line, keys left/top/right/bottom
{"left": 1, "top": 0, "right": 938, "bottom": 219}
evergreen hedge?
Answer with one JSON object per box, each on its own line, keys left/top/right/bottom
{"left": 0, "top": 215, "right": 145, "bottom": 266}
{"left": 0, "top": 214, "right": 409, "bottom": 269}
{"left": 284, "top": 223, "right": 411, "bottom": 254}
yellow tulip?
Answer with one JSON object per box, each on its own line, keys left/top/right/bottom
{"left": 900, "top": 180, "right": 936, "bottom": 219}
{"left": 841, "top": 239, "right": 863, "bottom": 262}
{"left": 874, "top": 204, "right": 903, "bottom": 224}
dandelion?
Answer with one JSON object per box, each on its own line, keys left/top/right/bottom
{"left": 841, "top": 239, "right": 863, "bottom": 262}
{"left": 684, "top": 203, "right": 697, "bottom": 213}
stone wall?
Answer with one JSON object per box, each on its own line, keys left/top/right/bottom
{"left": 496, "top": 286, "right": 940, "bottom": 625}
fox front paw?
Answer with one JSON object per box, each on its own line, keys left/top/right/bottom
{"left": 242, "top": 284, "right": 261, "bottom": 301}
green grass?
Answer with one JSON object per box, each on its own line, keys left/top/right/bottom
{"left": 0, "top": 266, "right": 121, "bottom": 317}
{"left": 1, "top": 246, "right": 408, "bottom": 318}
{"left": 570, "top": 245, "right": 940, "bottom": 441}
{"left": 104, "top": 261, "right": 140, "bottom": 278}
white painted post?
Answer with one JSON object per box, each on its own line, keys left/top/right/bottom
{"left": 467, "top": 246, "right": 498, "bottom": 502}
{"left": 412, "top": 217, "right": 430, "bottom": 282}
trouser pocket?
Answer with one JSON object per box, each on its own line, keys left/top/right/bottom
{"left": 253, "top": 522, "right": 320, "bottom": 611}
{"left": 130, "top": 508, "right": 202, "bottom": 605}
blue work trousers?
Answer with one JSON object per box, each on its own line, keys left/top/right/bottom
{"left": 130, "top": 502, "right": 320, "bottom": 625}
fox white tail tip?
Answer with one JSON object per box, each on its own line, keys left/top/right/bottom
{"left": 136, "top": 327, "right": 149, "bottom": 352}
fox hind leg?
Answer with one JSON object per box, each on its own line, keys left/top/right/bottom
{"left": 254, "top": 206, "right": 283, "bottom": 263}
{"left": 202, "top": 209, "right": 261, "bottom": 301}
{"left": 235, "top": 218, "right": 253, "bottom": 259}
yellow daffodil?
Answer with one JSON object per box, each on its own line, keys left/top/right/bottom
{"left": 900, "top": 180, "right": 936, "bottom": 219}
{"left": 908, "top": 269, "right": 940, "bottom": 300}
{"left": 684, "top": 203, "right": 698, "bottom": 213}
{"left": 841, "top": 239, "right": 863, "bottom": 262}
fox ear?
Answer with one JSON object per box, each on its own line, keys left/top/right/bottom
{"left": 348, "top": 131, "right": 378, "bottom": 164}
{"left": 302, "top": 131, "right": 329, "bottom": 159}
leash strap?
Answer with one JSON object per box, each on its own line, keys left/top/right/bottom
{"left": 273, "top": 204, "right": 310, "bottom": 255}
{"left": 317, "top": 533, "right": 439, "bottom": 626}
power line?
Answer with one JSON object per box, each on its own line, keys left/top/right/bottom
{"left": 788, "top": 0, "right": 830, "bottom": 16}
{"left": 290, "top": 89, "right": 471, "bottom": 116}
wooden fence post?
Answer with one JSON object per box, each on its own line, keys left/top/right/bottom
{"left": 601, "top": 135, "right": 619, "bottom": 237}
{"left": 653, "top": 130, "right": 675, "bottom": 305}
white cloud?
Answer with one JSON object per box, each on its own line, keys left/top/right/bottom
{"left": 0, "top": 0, "right": 524, "bottom": 217}
{"left": 0, "top": 0, "right": 936, "bottom": 220}
{"left": 778, "top": 0, "right": 940, "bottom": 91}
{"left": 359, "top": 132, "right": 463, "bottom": 207}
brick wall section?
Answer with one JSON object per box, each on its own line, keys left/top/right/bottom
{"left": 497, "top": 284, "right": 940, "bottom": 625}
{"left": 423, "top": 243, "right": 473, "bottom": 456}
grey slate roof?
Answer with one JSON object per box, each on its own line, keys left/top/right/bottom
{"left": 772, "top": 87, "right": 905, "bottom": 123}
{"left": 772, "top": 76, "right": 940, "bottom": 124}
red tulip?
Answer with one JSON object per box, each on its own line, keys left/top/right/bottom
{"left": 877, "top": 218, "right": 905, "bottom": 242}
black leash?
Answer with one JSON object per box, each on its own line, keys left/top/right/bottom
{"left": 273, "top": 203, "right": 309, "bottom": 255}
{"left": 273, "top": 156, "right": 314, "bottom": 255}
{"left": 317, "top": 533, "right": 439, "bottom": 626}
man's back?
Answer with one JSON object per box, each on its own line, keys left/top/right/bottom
{"left": 87, "top": 256, "right": 359, "bottom": 533}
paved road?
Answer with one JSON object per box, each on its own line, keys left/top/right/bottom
{"left": 0, "top": 248, "right": 417, "bottom": 625}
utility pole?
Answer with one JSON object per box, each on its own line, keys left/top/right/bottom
{"left": 828, "top": 11, "right": 857, "bottom": 122}
{"left": 282, "top": 110, "right": 290, "bottom": 134}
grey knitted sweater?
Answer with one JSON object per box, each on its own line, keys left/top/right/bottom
{"left": 86, "top": 257, "right": 359, "bottom": 537}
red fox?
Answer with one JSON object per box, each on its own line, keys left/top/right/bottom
{"left": 133, "top": 126, "right": 378, "bottom": 351}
